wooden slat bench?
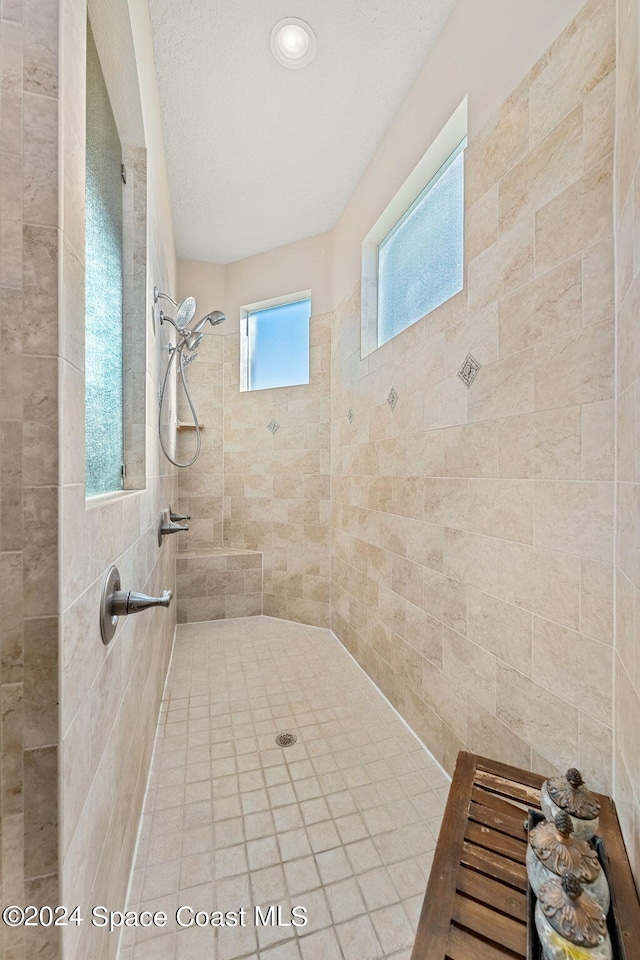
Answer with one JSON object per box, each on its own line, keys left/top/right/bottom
{"left": 410, "top": 752, "right": 640, "bottom": 960}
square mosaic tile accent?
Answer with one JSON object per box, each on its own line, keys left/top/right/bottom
{"left": 266, "top": 418, "right": 280, "bottom": 435}
{"left": 118, "top": 617, "right": 449, "bottom": 960}
{"left": 386, "top": 388, "right": 399, "bottom": 412}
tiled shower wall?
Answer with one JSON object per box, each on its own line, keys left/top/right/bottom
{"left": 175, "top": 333, "right": 225, "bottom": 549}
{"left": 56, "top": 2, "right": 178, "bottom": 960}
{"left": 223, "top": 314, "right": 332, "bottom": 627}
{"left": 614, "top": 0, "right": 640, "bottom": 887}
{"left": 0, "top": 1, "right": 61, "bottom": 958}
{"left": 331, "top": 0, "right": 617, "bottom": 791}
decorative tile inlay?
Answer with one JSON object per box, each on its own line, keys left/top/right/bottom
{"left": 387, "top": 387, "right": 399, "bottom": 411}
{"left": 457, "top": 354, "right": 481, "bottom": 388}
{"left": 266, "top": 418, "right": 280, "bottom": 434}
{"left": 347, "top": 408, "right": 354, "bottom": 424}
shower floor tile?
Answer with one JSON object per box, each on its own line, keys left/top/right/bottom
{"left": 118, "top": 617, "right": 449, "bottom": 960}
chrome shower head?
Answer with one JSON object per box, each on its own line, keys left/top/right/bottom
{"left": 191, "top": 310, "right": 227, "bottom": 334}
{"left": 175, "top": 297, "right": 197, "bottom": 330}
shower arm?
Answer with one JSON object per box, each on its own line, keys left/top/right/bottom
{"left": 154, "top": 286, "right": 178, "bottom": 308}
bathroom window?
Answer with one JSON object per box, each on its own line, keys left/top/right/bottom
{"left": 84, "top": 21, "right": 125, "bottom": 497}
{"left": 361, "top": 100, "right": 467, "bottom": 356}
{"left": 240, "top": 294, "right": 311, "bottom": 391}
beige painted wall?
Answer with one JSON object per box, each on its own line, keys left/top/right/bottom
{"left": 614, "top": 0, "right": 640, "bottom": 888}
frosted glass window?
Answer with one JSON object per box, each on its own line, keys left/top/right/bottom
{"left": 246, "top": 299, "right": 310, "bottom": 391}
{"left": 85, "top": 22, "right": 124, "bottom": 497}
{"left": 378, "top": 142, "right": 465, "bottom": 347}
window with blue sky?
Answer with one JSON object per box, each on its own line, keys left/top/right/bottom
{"left": 245, "top": 298, "right": 311, "bottom": 391}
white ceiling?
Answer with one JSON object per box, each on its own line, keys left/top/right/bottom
{"left": 148, "top": 0, "right": 458, "bottom": 264}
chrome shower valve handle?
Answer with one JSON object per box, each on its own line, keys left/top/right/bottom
{"left": 100, "top": 565, "right": 173, "bottom": 644}
{"left": 109, "top": 589, "right": 172, "bottom": 616}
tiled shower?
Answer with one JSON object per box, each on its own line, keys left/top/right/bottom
{"left": 0, "top": 0, "right": 639, "bottom": 958}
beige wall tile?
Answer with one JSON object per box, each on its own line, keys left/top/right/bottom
{"left": 499, "top": 106, "right": 584, "bottom": 233}
{"left": 466, "top": 698, "right": 531, "bottom": 770}
{"left": 423, "top": 478, "right": 468, "bottom": 529}
{"left": 443, "top": 304, "right": 498, "bottom": 379}
{"left": 496, "top": 662, "right": 580, "bottom": 770}
{"left": 422, "top": 657, "right": 467, "bottom": 743}
{"left": 444, "top": 528, "right": 497, "bottom": 594}
{"left": 617, "top": 272, "right": 640, "bottom": 396}
{"left": 444, "top": 422, "right": 498, "bottom": 478}
{"left": 467, "top": 587, "right": 532, "bottom": 674}
{"left": 584, "top": 71, "right": 616, "bottom": 171}
{"left": 617, "top": 482, "right": 640, "bottom": 589}
{"left": 529, "top": 0, "right": 615, "bottom": 145}
{"left": 422, "top": 377, "right": 466, "bottom": 431}
{"left": 496, "top": 542, "right": 580, "bottom": 629}
{"left": 535, "top": 156, "right": 613, "bottom": 274}
{"left": 532, "top": 616, "right": 612, "bottom": 724}
{"left": 583, "top": 237, "right": 614, "bottom": 326}
{"left": 465, "top": 83, "right": 529, "bottom": 207}
{"left": 581, "top": 558, "right": 613, "bottom": 644}
{"left": 23, "top": 91, "right": 57, "bottom": 226}
{"left": 535, "top": 480, "right": 613, "bottom": 562}
{"left": 422, "top": 569, "right": 467, "bottom": 635}
{"left": 498, "top": 407, "right": 581, "bottom": 480}
{"left": 579, "top": 713, "right": 613, "bottom": 793}
{"left": 534, "top": 319, "right": 614, "bottom": 411}
{"left": 467, "top": 217, "right": 534, "bottom": 313}
{"left": 468, "top": 349, "right": 534, "bottom": 423}
{"left": 616, "top": 663, "right": 640, "bottom": 797}
{"left": 442, "top": 627, "right": 496, "bottom": 711}
{"left": 616, "top": 385, "right": 636, "bottom": 483}
{"left": 581, "top": 399, "right": 614, "bottom": 480}
{"left": 465, "top": 184, "right": 497, "bottom": 260}
{"left": 468, "top": 478, "right": 534, "bottom": 544}
{"left": 498, "top": 256, "right": 582, "bottom": 357}
{"left": 23, "top": 0, "right": 59, "bottom": 97}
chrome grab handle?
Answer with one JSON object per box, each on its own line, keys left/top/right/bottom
{"left": 162, "top": 521, "right": 189, "bottom": 535}
{"left": 100, "top": 565, "right": 172, "bottom": 644}
{"left": 158, "top": 512, "right": 189, "bottom": 546}
{"left": 110, "top": 589, "right": 172, "bottom": 616}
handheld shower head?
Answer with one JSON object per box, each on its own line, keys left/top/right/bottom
{"left": 191, "top": 310, "right": 227, "bottom": 335}
{"left": 184, "top": 332, "right": 203, "bottom": 352}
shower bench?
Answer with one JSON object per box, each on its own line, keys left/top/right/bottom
{"left": 176, "top": 546, "right": 263, "bottom": 623}
{"left": 410, "top": 751, "right": 640, "bottom": 960}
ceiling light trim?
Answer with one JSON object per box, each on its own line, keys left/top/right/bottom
{"left": 270, "top": 17, "right": 317, "bottom": 69}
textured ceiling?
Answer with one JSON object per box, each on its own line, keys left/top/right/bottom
{"left": 148, "top": 0, "right": 458, "bottom": 264}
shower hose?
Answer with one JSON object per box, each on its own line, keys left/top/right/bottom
{"left": 158, "top": 339, "right": 202, "bottom": 468}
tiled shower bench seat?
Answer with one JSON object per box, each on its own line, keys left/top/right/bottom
{"left": 175, "top": 547, "right": 263, "bottom": 623}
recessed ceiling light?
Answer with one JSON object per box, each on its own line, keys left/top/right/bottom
{"left": 270, "top": 18, "right": 317, "bottom": 69}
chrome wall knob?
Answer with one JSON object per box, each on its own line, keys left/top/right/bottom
{"left": 100, "top": 565, "right": 172, "bottom": 644}
{"left": 170, "top": 511, "right": 191, "bottom": 522}
{"left": 158, "top": 512, "right": 190, "bottom": 546}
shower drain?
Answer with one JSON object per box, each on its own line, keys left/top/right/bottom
{"left": 275, "top": 732, "right": 297, "bottom": 747}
